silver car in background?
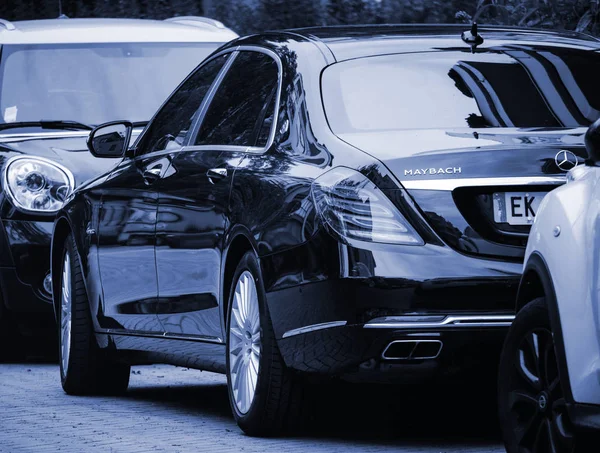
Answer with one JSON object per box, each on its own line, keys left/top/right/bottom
{"left": 0, "top": 16, "right": 237, "bottom": 358}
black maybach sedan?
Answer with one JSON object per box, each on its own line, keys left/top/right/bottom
{"left": 52, "top": 25, "right": 600, "bottom": 435}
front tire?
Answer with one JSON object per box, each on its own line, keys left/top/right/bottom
{"left": 59, "top": 234, "right": 130, "bottom": 395}
{"left": 225, "top": 251, "right": 306, "bottom": 436}
{"left": 498, "top": 297, "right": 576, "bottom": 453}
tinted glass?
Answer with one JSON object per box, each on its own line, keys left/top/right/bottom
{"left": 0, "top": 43, "right": 220, "bottom": 126}
{"left": 137, "top": 54, "right": 229, "bottom": 156}
{"left": 194, "top": 51, "right": 278, "bottom": 147}
{"left": 322, "top": 47, "right": 600, "bottom": 132}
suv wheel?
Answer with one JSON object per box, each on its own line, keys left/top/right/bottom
{"left": 59, "top": 234, "right": 130, "bottom": 395}
{"left": 225, "top": 251, "right": 306, "bottom": 436}
{"left": 498, "top": 297, "right": 576, "bottom": 453}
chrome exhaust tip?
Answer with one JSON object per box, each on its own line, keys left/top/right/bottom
{"left": 381, "top": 340, "right": 443, "bottom": 360}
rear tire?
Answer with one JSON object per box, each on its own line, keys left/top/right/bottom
{"left": 58, "top": 234, "right": 130, "bottom": 395}
{"left": 225, "top": 251, "right": 307, "bottom": 437}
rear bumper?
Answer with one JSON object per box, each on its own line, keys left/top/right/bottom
{"left": 263, "top": 232, "right": 521, "bottom": 381}
{"left": 276, "top": 316, "right": 511, "bottom": 381}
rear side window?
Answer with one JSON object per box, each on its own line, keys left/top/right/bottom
{"left": 194, "top": 51, "right": 279, "bottom": 148}
{"left": 322, "top": 47, "right": 600, "bottom": 132}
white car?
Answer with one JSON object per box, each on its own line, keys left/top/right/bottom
{"left": 498, "top": 118, "right": 600, "bottom": 452}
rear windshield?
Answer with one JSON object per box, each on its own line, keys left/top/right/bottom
{"left": 321, "top": 47, "right": 600, "bottom": 132}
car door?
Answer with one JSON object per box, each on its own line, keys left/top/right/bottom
{"left": 96, "top": 53, "right": 232, "bottom": 333}
{"left": 155, "top": 49, "right": 280, "bottom": 340}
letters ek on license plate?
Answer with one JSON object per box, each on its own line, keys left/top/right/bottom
{"left": 493, "top": 192, "right": 547, "bottom": 226}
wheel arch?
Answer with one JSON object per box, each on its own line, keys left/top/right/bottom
{"left": 51, "top": 216, "right": 73, "bottom": 322}
{"left": 518, "top": 251, "right": 575, "bottom": 404}
{"left": 516, "top": 266, "right": 546, "bottom": 313}
{"left": 221, "top": 229, "right": 258, "bottom": 332}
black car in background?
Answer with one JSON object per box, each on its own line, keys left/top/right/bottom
{"left": 52, "top": 25, "right": 600, "bottom": 435}
{"left": 0, "top": 16, "right": 237, "bottom": 356}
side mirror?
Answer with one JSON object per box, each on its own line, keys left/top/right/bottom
{"left": 585, "top": 117, "right": 600, "bottom": 164}
{"left": 87, "top": 121, "right": 133, "bottom": 158}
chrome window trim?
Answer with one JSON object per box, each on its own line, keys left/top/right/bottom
{"left": 282, "top": 321, "right": 348, "bottom": 339}
{"left": 401, "top": 176, "right": 567, "bottom": 191}
{"left": 188, "top": 45, "right": 283, "bottom": 155}
{"left": 180, "top": 144, "right": 265, "bottom": 153}
{"left": 364, "top": 314, "right": 515, "bottom": 329}
{"left": 185, "top": 50, "right": 239, "bottom": 147}
{"left": 2, "top": 155, "right": 76, "bottom": 215}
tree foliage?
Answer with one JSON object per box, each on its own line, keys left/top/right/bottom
{"left": 1, "top": 0, "right": 599, "bottom": 36}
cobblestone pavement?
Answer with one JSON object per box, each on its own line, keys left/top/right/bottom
{"left": 0, "top": 361, "right": 505, "bottom": 453}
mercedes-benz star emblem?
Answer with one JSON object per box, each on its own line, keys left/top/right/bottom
{"left": 555, "top": 150, "right": 579, "bottom": 172}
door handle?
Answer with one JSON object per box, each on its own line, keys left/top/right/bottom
{"left": 207, "top": 168, "right": 228, "bottom": 184}
{"left": 143, "top": 166, "right": 162, "bottom": 185}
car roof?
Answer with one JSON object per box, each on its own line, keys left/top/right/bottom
{"left": 283, "top": 24, "right": 600, "bottom": 61}
{"left": 0, "top": 17, "right": 238, "bottom": 45}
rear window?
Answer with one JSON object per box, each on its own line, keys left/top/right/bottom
{"left": 321, "top": 47, "right": 600, "bottom": 133}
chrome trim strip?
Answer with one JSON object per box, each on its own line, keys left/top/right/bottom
{"left": 187, "top": 45, "right": 283, "bottom": 155}
{"left": 98, "top": 328, "right": 223, "bottom": 344}
{"left": 364, "top": 314, "right": 515, "bottom": 329}
{"left": 401, "top": 176, "right": 566, "bottom": 191}
{"left": 381, "top": 339, "right": 443, "bottom": 360}
{"left": 181, "top": 144, "right": 265, "bottom": 153}
{"left": 185, "top": 50, "right": 239, "bottom": 147}
{"left": 282, "top": 321, "right": 348, "bottom": 339}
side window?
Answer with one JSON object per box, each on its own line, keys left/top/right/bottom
{"left": 194, "top": 51, "right": 279, "bottom": 148}
{"left": 136, "top": 53, "right": 229, "bottom": 156}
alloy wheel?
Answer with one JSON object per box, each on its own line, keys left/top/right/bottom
{"left": 508, "top": 328, "right": 575, "bottom": 453}
{"left": 60, "top": 253, "right": 71, "bottom": 373}
{"left": 228, "top": 270, "right": 261, "bottom": 415}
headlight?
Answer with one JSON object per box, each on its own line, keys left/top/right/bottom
{"left": 3, "top": 156, "right": 74, "bottom": 213}
{"left": 312, "top": 167, "right": 424, "bottom": 245}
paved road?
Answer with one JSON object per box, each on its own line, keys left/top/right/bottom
{"left": 0, "top": 361, "right": 505, "bottom": 453}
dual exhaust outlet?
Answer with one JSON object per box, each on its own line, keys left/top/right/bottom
{"left": 382, "top": 339, "right": 443, "bottom": 360}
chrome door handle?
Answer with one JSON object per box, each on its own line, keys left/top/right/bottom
{"left": 143, "top": 166, "right": 162, "bottom": 185}
{"left": 207, "top": 168, "right": 227, "bottom": 184}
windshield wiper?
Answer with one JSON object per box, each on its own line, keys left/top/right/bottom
{"left": 0, "top": 120, "right": 94, "bottom": 132}
{"left": 132, "top": 121, "right": 149, "bottom": 128}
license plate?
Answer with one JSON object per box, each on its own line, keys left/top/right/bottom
{"left": 493, "top": 192, "right": 547, "bottom": 226}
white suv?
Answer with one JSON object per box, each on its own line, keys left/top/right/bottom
{"left": 498, "top": 118, "right": 600, "bottom": 452}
